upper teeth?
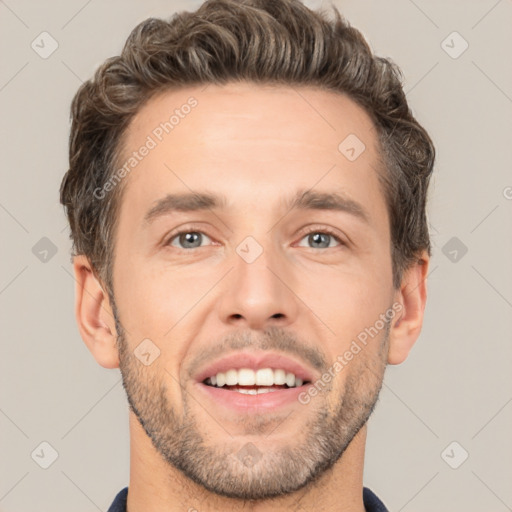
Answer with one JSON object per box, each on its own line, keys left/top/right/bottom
{"left": 206, "top": 368, "right": 303, "bottom": 388}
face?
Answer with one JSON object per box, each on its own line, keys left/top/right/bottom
{"left": 111, "top": 82, "right": 396, "bottom": 500}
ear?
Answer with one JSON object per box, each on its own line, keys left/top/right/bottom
{"left": 72, "top": 255, "right": 119, "bottom": 369}
{"left": 388, "top": 251, "right": 430, "bottom": 365}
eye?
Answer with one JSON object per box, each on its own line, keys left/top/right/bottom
{"left": 164, "top": 227, "right": 345, "bottom": 251}
{"left": 166, "top": 230, "right": 213, "bottom": 250}
{"left": 296, "top": 228, "right": 344, "bottom": 249}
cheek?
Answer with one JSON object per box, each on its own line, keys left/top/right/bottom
{"left": 115, "top": 256, "right": 225, "bottom": 344}
{"left": 113, "top": 258, "right": 186, "bottom": 336}
{"left": 301, "top": 266, "right": 390, "bottom": 335}
{"left": 306, "top": 268, "right": 391, "bottom": 400}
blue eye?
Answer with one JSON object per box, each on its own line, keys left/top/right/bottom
{"left": 167, "top": 231, "right": 213, "bottom": 249}
{"left": 165, "top": 227, "right": 344, "bottom": 251}
{"left": 297, "top": 229, "right": 343, "bottom": 249}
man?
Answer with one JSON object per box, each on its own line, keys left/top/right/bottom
{"left": 60, "top": 0, "right": 434, "bottom": 510}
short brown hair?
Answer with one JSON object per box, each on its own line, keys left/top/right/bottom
{"left": 60, "top": 0, "right": 435, "bottom": 295}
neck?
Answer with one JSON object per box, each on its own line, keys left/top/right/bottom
{"left": 127, "top": 412, "right": 367, "bottom": 512}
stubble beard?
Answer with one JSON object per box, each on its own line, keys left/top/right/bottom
{"left": 112, "top": 299, "right": 389, "bottom": 500}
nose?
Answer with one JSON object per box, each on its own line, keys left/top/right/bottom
{"left": 217, "top": 238, "right": 299, "bottom": 330}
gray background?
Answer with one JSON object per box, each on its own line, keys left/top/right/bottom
{"left": 1, "top": 0, "right": 511, "bottom": 510}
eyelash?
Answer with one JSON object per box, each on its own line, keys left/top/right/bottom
{"left": 164, "top": 225, "right": 346, "bottom": 250}
{"left": 296, "top": 226, "right": 345, "bottom": 248}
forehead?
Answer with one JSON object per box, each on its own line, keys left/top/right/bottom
{"left": 117, "top": 81, "right": 387, "bottom": 230}
{"left": 124, "top": 82, "right": 379, "bottom": 156}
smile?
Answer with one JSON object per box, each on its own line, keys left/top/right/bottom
{"left": 203, "top": 367, "right": 309, "bottom": 394}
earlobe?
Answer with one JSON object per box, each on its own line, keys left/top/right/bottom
{"left": 387, "top": 252, "right": 429, "bottom": 365}
{"left": 73, "top": 255, "right": 120, "bottom": 369}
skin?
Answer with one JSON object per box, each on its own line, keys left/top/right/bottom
{"left": 73, "top": 82, "right": 429, "bottom": 511}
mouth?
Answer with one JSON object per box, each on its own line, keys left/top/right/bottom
{"left": 193, "top": 351, "right": 316, "bottom": 411}
{"left": 202, "top": 368, "right": 311, "bottom": 394}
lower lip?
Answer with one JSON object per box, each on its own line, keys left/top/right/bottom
{"left": 195, "top": 382, "right": 309, "bottom": 412}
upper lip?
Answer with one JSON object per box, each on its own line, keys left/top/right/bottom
{"left": 194, "top": 351, "right": 318, "bottom": 384}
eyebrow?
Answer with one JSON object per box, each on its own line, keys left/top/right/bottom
{"left": 143, "top": 188, "right": 370, "bottom": 225}
{"left": 288, "top": 189, "right": 370, "bottom": 224}
{"left": 143, "top": 191, "right": 227, "bottom": 225}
